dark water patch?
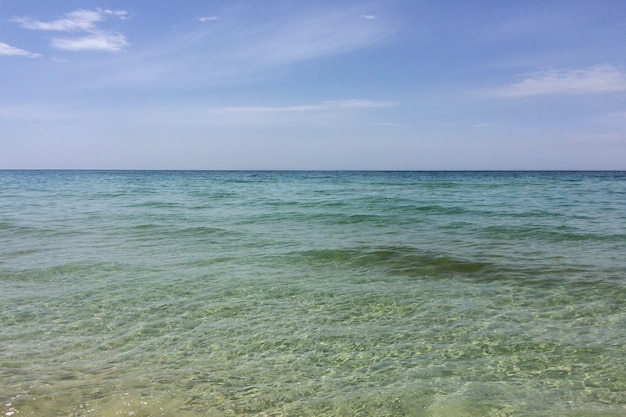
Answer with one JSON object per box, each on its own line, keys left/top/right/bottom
{"left": 294, "top": 246, "right": 496, "bottom": 278}
{"left": 353, "top": 248, "right": 491, "bottom": 276}
{"left": 289, "top": 245, "right": 620, "bottom": 288}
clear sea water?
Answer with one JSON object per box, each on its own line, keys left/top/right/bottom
{"left": 1, "top": 170, "right": 625, "bottom": 417}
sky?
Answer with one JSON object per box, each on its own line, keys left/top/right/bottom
{"left": 1, "top": 0, "right": 626, "bottom": 170}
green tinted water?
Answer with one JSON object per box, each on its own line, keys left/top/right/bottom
{"left": 1, "top": 171, "right": 625, "bottom": 416}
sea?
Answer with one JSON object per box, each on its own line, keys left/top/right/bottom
{"left": 1, "top": 170, "right": 625, "bottom": 417}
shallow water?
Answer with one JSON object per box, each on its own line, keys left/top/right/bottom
{"left": 1, "top": 171, "right": 625, "bottom": 416}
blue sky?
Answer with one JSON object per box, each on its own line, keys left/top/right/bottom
{"left": 2, "top": 0, "right": 626, "bottom": 170}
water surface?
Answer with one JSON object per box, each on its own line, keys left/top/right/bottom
{"left": 1, "top": 171, "right": 625, "bottom": 416}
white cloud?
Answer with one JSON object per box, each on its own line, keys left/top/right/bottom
{"left": 11, "top": 8, "right": 129, "bottom": 52}
{"left": 52, "top": 33, "right": 129, "bottom": 52}
{"left": 487, "top": 65, "right": 626, "bottom": 98}
{"left": 0, "top": 41, "right": 40, "bottom": 57}
{"left": 360, "top": 14, "right": 377, "bottom": 20}
{"left": 11, "top": 9, "right": 103, "bottom": 32}
{"left": 197, "top": 16, "right": 219, "bottom": 22}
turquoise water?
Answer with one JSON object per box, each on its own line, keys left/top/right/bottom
{"left": 1, "top": 170, "right": 625, "bottom": 416}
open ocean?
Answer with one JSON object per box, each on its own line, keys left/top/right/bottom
{"left": 1, "top": 170, "right": 625, "bottom": 417}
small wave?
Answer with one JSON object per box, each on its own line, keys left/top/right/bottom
{"left": 177, "top": 226, "right": 232, "bottom": 237}
{"left": 125, "top": 200, "right": 183, "bottom": 209}
{"left": 412, "top": 205, "right": 468, "bottom": 215}
{"left": 132, "top": 223, "right": 159, "bottom": 230}
{"left": 483, "top": 225, "right": 625, "bottom": 243}
{"left": 335, "top": 214, "right": 387, "bottom": 225}
{"left": 128, "top": 224, "right": 232, "bottom": 240}
{"left": 0, "top": 221, "right": 13, "bottom": 230}
{"left": 506, "top": 209, "right": 565, "bottom": 219}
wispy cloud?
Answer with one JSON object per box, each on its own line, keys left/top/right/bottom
{"left": 486, "top": 65, "right": 626, "bottom": 98}
{"left": 0, "top": 102, "right": 86, "bottom": 121}
{"left": 90, "top": 4, "right": 399, "bottom": 88}
{"left": 360, "top": 14, "right": 377, "bottom": 20}
{"left": 235, "top": 9, "right": 394, "bottom": 66}
{"left": 101, "top": 9, "right": 130, "bottom": 20}
{"left": 473, "top": 122, "right": 496, "bottom": 128}
{"left": 0, "top": 41, "right": 40, "bottom": 57}
{"left": 217, "top": 99, "right": 396, "bottom": 114}
{"left": 0, "top": 99, "right": 395, "bottom": 124}
{"left": 11, "top": 8, "right": 129, "bottom": 52}
{"left": 604, "top": 111, "right": 626, "bottom": 128}
{"left": 371, "top": 121, "right": 401, "bottom": 127}
{"left": 99, "top": 98, "right": 398, "bottom": 129}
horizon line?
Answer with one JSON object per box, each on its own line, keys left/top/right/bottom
{"left": 1, "top": 169, "right": 625, "bottom": 173}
